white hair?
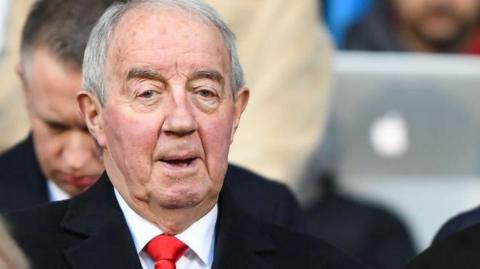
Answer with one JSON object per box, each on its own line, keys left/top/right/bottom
{"left": 82, "top": 0, "right": 245, "bottom": 104}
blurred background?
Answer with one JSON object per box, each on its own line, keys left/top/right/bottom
{"left": 1, "top": 0, "right": 480, "bottom": 268}
{"left": 313, "top": 0, "right": 480, "bottom": 251}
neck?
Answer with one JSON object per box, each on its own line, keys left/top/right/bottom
{"left": 138, "top": 196, "right": 218, "bottom": 234}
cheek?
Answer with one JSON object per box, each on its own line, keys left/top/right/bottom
{"left": 201, "top": 116, "right": 234, "bottom": 175}
{"left": 103, "top": 108, "right": 161, "bottom": 175}
{"left": 31, "top": 120, "right": 62, "bottom": 157}
{"left": 461, "top": 4, "right": 479, "bottom": 19}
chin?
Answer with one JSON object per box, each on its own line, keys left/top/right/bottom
{"left": 67, "top": 186, "right": 87, "bottom": 197}
{"left": 157, "top": 188, "right": 206, "bottom": 210}
{"left": 159, "top": 196, "right": 202, "bottom": 210}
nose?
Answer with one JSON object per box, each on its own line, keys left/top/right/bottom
{"left": 63, "top": 131, "right": 96, "bottom": 171}
{"left": 163, "top": 93, "right": 198, "bottom": 136}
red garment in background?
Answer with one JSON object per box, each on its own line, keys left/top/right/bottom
{"left": 463, "top": 27, "right": 480, "bottom": 55}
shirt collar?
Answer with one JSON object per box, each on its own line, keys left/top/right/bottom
{"left": 114, "top": 188, "right": 217, "bottom": 266}
{"left": 47, "top": 179, "right": 70, "bottom": 202}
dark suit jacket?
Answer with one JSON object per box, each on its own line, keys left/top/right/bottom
{"left": 6, "top": 174, "right": 365, "bottom": 269}
{"left": 432, "top": 206, "right": 480, "bottom": 243}
{"left": 405, "top": 223, "right": 480, "bottom": 269}
{"left": 306, "top": 194, "right": 416, "bottom": 269}
{"left": 0, "top": 135, "right": 49, "bottom": 213}
{"left": 0, "top": 136, "right": 306, "bottom": 232}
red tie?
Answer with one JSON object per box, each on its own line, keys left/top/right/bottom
{"left": 146, "top": 234, "right": 188, "bottom": 269}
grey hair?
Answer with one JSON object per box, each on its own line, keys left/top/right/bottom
{"left": 82, "top": 0, "right": 245, "bottom": 104}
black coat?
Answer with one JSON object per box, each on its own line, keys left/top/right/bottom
{"left": 405, "top": 223, "right": 480, "bottom": 269}
{"left": 306, "top": 194, "right": 416, "bottom": 269}
{"left": 0, "top": 135, "right": 49, "bottom": 213}
{"left": 6, "top": 174, "right": 366, "bottom": 269}
{"left": 0, "top": 136, "right": 306, "bottom": 232}
{"left": 432, "top": 206, "right": 480, "bottom": 243}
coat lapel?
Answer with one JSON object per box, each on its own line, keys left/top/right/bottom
{"left": 212, "top": 189, "right": 277, "bottom": 269}
{"left": 55, "top": 174, "right": 286, "bottom": 269}
{"left": 59, "top": 175, "right": 142, "bottom": 269}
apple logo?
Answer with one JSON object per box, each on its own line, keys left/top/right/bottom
{"left": 369, "top": 111, "right": 409, "bottom": 158}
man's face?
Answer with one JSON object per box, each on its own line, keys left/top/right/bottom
{"left": 392, "top": 0, "right": 480, "bottom": 50}
{"left": 20, "top": 48, "right": 104, "bottom": 196}
{"left": 91, "top": 8, "right": 248, "bottom": 212}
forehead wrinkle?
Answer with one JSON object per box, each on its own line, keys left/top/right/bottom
{"left": 108, "top": 6, "right": 231, "bottom": 93}
{"left": 113, "top": 5, "right": 226, "bottom": 52}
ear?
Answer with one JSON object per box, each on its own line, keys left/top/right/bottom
{"left": 230, "top": 87, "right": 249, "bottom": 143}
{"left": 15, "top": 62, "right": 24, "bottom": 80}
{"left": 78, "top": 91, "right": 106, "bottom": 148}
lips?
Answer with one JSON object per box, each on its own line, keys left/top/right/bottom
{"left": 157, "top": 148, "right": 201, "bottom": 172}
{"left": 162, "top": 158, "right": 196, "bottom": 167}
{"left": 161, "top": 155, "right": 198, "bottom": 168}
{"left": 64, "top": 175, "right": 99, "bottom": 189}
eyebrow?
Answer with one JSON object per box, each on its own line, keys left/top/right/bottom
{"left": 126, "top": 68, "right": 225, "bottom": 86}
{"left": 189, "top": 70, "right": 225, "bottom": 85}
{"left": 127, "top": 68, "right": 167, "bottom": 83}
{"left": 35, "top": 110, "right": 62, "bottom": 125}
{"left": 38, "top": 113, "right": 87, "bottom": 131}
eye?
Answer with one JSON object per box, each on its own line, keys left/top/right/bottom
{"left": 196, "top": 89, "right": 216, "bottom": 98}
{"left": 47, "top": 121, "right": 68, "bottom": 133}
{"left": 138, "top": 89, "right": 157, "bottom": 99}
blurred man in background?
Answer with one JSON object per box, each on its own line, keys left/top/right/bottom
{"left": 344, "top": 0, "right": 480, "bottom": 54}
{"left": 0, "top": 0, "right": 110, "bottom": 213}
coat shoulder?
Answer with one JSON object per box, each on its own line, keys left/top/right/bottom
{"left": 0, "top": 136, "right": 49, "bottom": 213}
{"left": 0, "top": 136, "right": 34, "bottom": 164}
{"left": 406, "top": 223, "right": 480, "bottom": 269}
{"left": 267, "top": 224, "right": 367, "bottom": 269}
{"left": 225, "top": 164, "right": 306, "bottom": 232}
{"left": 4, "top": 200, "right": 74, "bottom": 269}
{"left": 6, "top": 200, "right": 70, "bottom": 241}
{"left": 433, "top": 206, "right": 480, "bottom": 243}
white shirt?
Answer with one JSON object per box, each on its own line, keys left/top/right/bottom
{"left": 114, "top": 189, "right": 217, "bottom": 269}
{"left": 47, "top": 179, "right": 70, "bottom": 202}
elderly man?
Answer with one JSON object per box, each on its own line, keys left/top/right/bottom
{"left": 7, "top": 1, "right": 364, "bottom": 268}
{"left": 0, "top": 0, "right": 306, "bottom": 234}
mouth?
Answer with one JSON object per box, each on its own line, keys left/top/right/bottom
{"left": 161, "top": 157, "right": 198, "bottom": 168}
{"left": 64, "top": 175, "right": 99, "bottom": 189}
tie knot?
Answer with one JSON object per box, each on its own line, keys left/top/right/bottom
{"left": 146, "top": 234, "right": 188, "bottom": 265}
